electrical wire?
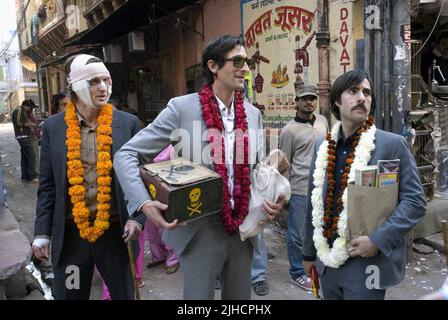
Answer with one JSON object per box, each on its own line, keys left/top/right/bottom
{"left": 0, "top": 30, "right": 18, "bottom": 57}
{"left": 411, "top": 0, "right": 447, "bottom": 60}
{"left": 0, "top": 0, "right": 32, "bottom": 58}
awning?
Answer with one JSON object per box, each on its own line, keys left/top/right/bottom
{"left": 64, "top": 0, "right": 200, "bottom": 47}
{"left": 40, "top": 47, "right": 99, "bottom": 68}
{"left": 21, "top": 56, "right": 37, "bottom": 72}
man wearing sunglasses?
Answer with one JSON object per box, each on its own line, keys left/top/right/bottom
{"left": 33, "top": 54, "right": 146, "bottom": 299}
{"left": 114, "top": 35, "right": 286, "bottom": 299}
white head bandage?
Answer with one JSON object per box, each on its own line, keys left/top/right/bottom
{"left": 68, "top": 54, "right": 112, "bottom": 109}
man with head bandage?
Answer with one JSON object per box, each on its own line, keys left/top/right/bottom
{"left": 33, "top": 54, "right": 146, "bottom": 300}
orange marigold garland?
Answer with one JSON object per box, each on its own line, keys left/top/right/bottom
{"left": 322, "top": 115, "right": 374, "bottom": 240}
{"left": 65, "top": 100, "right": 113, "bottom": 243}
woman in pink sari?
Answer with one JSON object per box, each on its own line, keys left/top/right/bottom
{"left": 100, "top": 145, "right": 179, "bottom": 300}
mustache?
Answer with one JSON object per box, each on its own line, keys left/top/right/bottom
{"left": 351, "top": 103, "right": 367, "bottom": 112}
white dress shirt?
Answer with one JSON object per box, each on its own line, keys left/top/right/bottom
{"left": 138, "top": 95, "right": 238, "bottom": 212}
{"left": 215, "top": 95, "right": 235, "bottom": 210}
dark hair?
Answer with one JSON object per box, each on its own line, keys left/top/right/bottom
{"left": 329, "top": 69, "right": 375, "bottom": 121}
{"left": 201, "top": 34, "right": 246, "bottom": 85}
{"left": 51, "top": 93, "right": 67, "bottom": 115}
{"left": 21, "top": 99, "right": 36, "bottom": 108}
{"left": 64, "top": 54, "right": 103, "bottom": 101}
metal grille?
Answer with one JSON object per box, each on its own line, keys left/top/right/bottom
{"left": 411, "top": 40, "right": 422, "bottom": 91}
{"left": 414, "top": 129, "right": 433, "bottom": 167}
{"left": 437, "top": 106, "right": 448, "bottom": 147}
{"left": 413, "top": 129, "right": 435, "bottom": 197}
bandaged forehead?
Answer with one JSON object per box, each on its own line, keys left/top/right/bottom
{"left": 68, "top": 54, "right": 110, "bottom": 84}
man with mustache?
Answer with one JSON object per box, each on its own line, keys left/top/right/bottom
{"left": 302, "top": 70, "right": 426, "bottom": 299}
{"left": 32, "top": 54, "right": 145, "bottom": 299}
{"left": 279, "top": 85, "right": 328, "bottom": 292}
{"left": 114, "top": 35, "right": 285, "bottom": 299}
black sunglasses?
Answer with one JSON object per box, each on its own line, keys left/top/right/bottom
{"left": 222, "top": 55, "right": 253, "bottom": 69}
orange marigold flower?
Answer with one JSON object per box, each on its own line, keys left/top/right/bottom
{"left": 97, "top": 135, "right": 112, "bottom": 145}
{"left": 69, "top": 185, "right": 86, "bottom": 196}
{"left": 97, "top": 176, "right": 112, "bottom": 186}
{"left": 74, "top": 217, "right": 88, "bottom": 225}
{"left": 96, "top": 212, "right": 110, "bottom": 220}
{"left": 67, "top": 151, "right": 81, "bottom": 161}
{"left": 97, "top": 203, "right": 110, "bottom": 211}
{"left": 97, "top": 160, "right": 112, "bottom": 170}
{"left": 69, "top": 177, "right": 83, "bottom": 185}
{"left": 97, "top": 126, "right": 112, "bottom": 135}
{"left": 65, "top": 102, "right": 113, "bottom": 243}
{"left": 98, "top": 152, "right": 110, "bottom": 161}
{"left": 98, "top": 186, "right": 111, "bottom": 194}
{"left": 94, "top": 220, "right": 110, "bottom": 230}
{"left": 73, "top": 207, "right": 89, "bottom": 218}
{"left": 67, "top": 144, "right": 81, "bottom": 152}
{"left": 98, "top": 145, "right": 111, "bottom": 152}
{"left": 97, "top": 193, "right": 111, "bottom": 203}
{"left": 66, "top": 120, "right": 79, "bottom": 129}
{"left": 78, "top": 221, "right": 91, "bottom": 230}
{"left": 97, "top": 169, "right": 110, "bottom": 176}
{"left": 68, "top": 160, "right": 83, "bottom": 170}
{"left": 70, "top": 195, "right": 85, "bottom": 203}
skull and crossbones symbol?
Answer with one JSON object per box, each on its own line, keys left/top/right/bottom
{"left": 187, "top": 188, "right": 202, "bottom": 217}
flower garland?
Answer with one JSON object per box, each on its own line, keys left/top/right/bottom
{"left": 322, "top": 116, "right": 374, "bottom": 240}
{"left": 199, "top": 85, "right": 251, "bottom": 234}
{"left": 65, "top": 100, "right": 113, "bottom": 243}
{"left": 311, "top": 116, "right": 376, "bottom": 268}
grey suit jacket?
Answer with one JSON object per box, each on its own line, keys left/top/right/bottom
{"left": 34, "top": 110, "right": 146, "bottom": 267}
{"left": 302, "top": 128, "right": 427, "bottom": 289}
{"left": 114, "top": 93, "right": 264, "bottom": 255}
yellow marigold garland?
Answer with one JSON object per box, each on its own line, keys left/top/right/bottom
{"left": 65, "top": 100, "right": 113, "bottom": 243}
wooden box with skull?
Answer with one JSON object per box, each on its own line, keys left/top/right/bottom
{"left": 139, "top": 158, "right": 223, "bottom": 223}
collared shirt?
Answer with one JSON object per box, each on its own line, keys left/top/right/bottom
{"left": 332, "top": 127, "right": 359, "bottom": 217}
{"left": 294, "top": 114, "right": 316, "bottom": 126}
{"left": 280, "top": 114, "right": 329, "bottom": 196}
{"left": 68, "top": 111, "right": 117, "bottom": 221}
{"left": 215, "top": 95, "right": 235, "bottom": 210}
{"left": 323, "top": 127, "right": 359, "bottom": 247}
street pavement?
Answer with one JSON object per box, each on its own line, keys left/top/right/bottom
{"left": 0, "top": 122, "right": 447, "bottom": 300}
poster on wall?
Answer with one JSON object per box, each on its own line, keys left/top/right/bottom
{"left": 241, "top": 0, "right": 319, "bottom": 130}
{"left": 328, "top": 0, "right": 354, "bottom": 82}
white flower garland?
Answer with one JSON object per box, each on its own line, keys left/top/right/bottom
{"left": 311, "top": 121, "right": 376, "bottom": 268}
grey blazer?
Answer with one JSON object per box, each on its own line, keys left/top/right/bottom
{"left": 114, "top": 93, "right": 265, "bottom": 255}
{"left": 34, "top": 110, "right": 146, "bottom": 267}
{"left": 302, "top": 128, "right": 427, "bottom": 289}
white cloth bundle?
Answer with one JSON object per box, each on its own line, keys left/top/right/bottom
{"left": 239, "top": 149, "right": 291, "bottom": 241}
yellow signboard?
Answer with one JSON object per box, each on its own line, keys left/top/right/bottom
{"left": 241, "top": 0, "right": 319, "bottom": 129}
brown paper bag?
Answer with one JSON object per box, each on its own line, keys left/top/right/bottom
{"left": 346, "top": 183, "right": 399, "bottom": 242}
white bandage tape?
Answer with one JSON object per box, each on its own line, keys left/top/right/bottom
{"left": 32, "top": 238, "right": 50, "bottom": 248}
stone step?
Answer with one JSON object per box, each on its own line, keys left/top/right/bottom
{"left": 0, "top": 206, "right": 32, "bottom": 281}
